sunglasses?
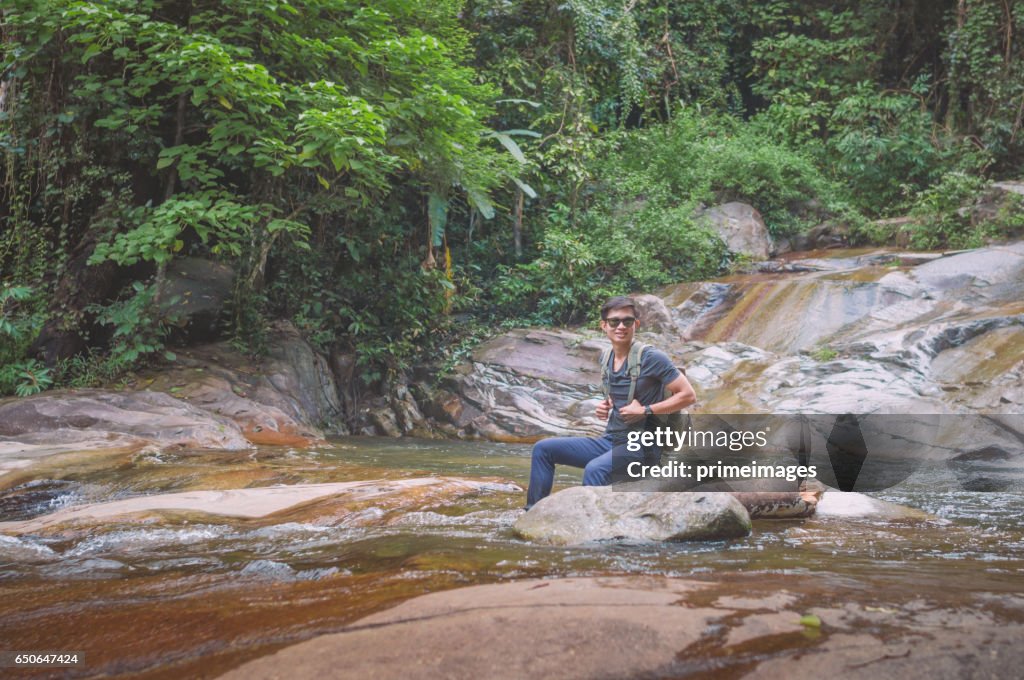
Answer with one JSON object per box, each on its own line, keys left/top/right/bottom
{"left": 604, "top": 316, "right": 636, "bottom": 328}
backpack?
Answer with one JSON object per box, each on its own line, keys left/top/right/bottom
{"left": 599, "top": 341, "right": 691, "bottom": 434}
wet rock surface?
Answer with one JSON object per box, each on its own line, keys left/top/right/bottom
{"left": 0, "top": 477, "right": 518, "bottom": 536}
{"left": 421, "top": 329, "right": 607, "bottom": 441}
{"left": 432, "top": 243, "right": 1024, "bottom": 448}
{"left": 514, "top": 486, "right": 752, "bottom": 544}
{"left": 418, "top": 243, "right": 1024, "bottom": 496}
{"left": 0, "top": 320, "right": 346, "bottom": 469}
{"left": 217, "top": 575, "right": 1024, "bottom": 680}
{"left": 0, "top": 390, "right": 251, "bottom": 467}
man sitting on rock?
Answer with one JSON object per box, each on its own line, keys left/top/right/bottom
{"left": 525, "top": 296, "right": 697, "bottom": 509}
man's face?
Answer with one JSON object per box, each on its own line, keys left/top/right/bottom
{"left": 601, "top": 306, "right": 639, "bottom": 344}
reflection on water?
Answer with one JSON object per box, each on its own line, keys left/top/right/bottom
{"left": 1, "top": 437, "right": 1022, "bottom": 678}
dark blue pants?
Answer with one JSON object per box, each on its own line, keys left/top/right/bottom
{"left": 525, "top": 434, "right": 658, "bottom": 509}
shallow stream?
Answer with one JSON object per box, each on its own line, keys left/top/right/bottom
{"left": 2, "top": 437, "right": 1023, "bottom": 678}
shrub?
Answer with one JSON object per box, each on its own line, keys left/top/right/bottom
{"left": 0, "top": 285, "right": 51, "bottom": 396}
{"left": 487, "top": 107, "right": 845, "bottom": 324}
{"left": 908, "top": 172, "right": 989, "bottom": 249}
{"left": 909, "top": 172, "right": 1024, "bottom": 249}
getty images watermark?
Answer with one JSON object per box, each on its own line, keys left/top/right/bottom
{"left": 611, "top": 413, "right": 1023, "bottom": 493}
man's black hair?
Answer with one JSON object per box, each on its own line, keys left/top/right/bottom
{"left": 600, "top": 296, "right": 638, "bottom": 320}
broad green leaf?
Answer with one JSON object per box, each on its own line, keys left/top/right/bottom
{"left": 428, "top": 192, "right": 447, "bottom": 247}
{"left": 511, "top": 177, "right": 538, "bottom": 199}
{"left": 491, "top": 133, "right": 527, "bottom": 163}
{"left": 500, "top": 129, "right": 542, "bottom": 138}
{"left": 466, "top": 188, "right": 495, "bottom": 220}
{"left": 81, "top": 43, "right": 102, "bottom": 63}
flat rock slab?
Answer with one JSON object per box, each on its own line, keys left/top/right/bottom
{"left": 514, "top": 486, "right": 751, "bottom": 544}
{"left": 0, "top": 430, "right": 151, "bottom": 477}
{"left": 220, "top": 577, "right": 719, "bottom": 680}
{"left": 218, "top": 575, "right": 1024, "bottom": 680}
{"left": 0, "top": 391, "right": 252, "bottom": 473}
{"left": 0, "top": 477, "right": 517, "bottom": 535}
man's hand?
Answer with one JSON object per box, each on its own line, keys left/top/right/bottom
{"left": 618, "top": 398, "right": 647, "bottom": 424}
{"left": 595, "top": 397, "right": 612, "bottom": 421}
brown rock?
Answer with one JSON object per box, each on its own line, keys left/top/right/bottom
{"left": 216, "top": 576, "right": 1024, "bottom": 680}
{"left": 630, "top": 293, "right": 677, "bottom": 334}
{"left": 219, "top": 577, "right": 719, "bottom": 680}
{"left": 701, "top": 202, "right": 774, "bottom": 260}
{"left": 0, "top": 390, "right": 250, "bottom": 451}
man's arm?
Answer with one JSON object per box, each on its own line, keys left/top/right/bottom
{"left": 617, "top": 372, "right": 696, "bottom": 422}
{"left": 650, "top": 373, "right": 696, "bottom": 414}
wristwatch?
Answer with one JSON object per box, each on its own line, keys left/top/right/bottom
{"left": 644, "top": 405, "right": 653, "bottom": 417}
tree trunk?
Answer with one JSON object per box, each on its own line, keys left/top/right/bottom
{"left": 513, "top": 187, "right": 524, "bottom": 258}
{"left": 153, "top": 90, "right": 188, "bottom": 308}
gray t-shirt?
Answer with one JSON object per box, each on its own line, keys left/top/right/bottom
{"left": 604, "top": 346, "right": 681, "bottom": 445}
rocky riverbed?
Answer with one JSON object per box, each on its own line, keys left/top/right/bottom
{"left": 1, "top": 242, "right": 1022, "bottom": 678}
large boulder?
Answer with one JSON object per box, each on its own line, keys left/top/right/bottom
{"left": 160, "top": 257, "right": 234, "bottom": 345}
{"left": 0, "top": 390, "right": 251, "bottom": 469}
{"left": 630, "top": 294, "right": 677, "bottom": 334}
{"left": 261, "top": 321, "right": 345, "bottom": 431}
{"left": 424, "top": 329, "right": 607, "bottom": 440}
{"left": 1, "top": 320, "right": 349, "bottom": 469}
{"left": 143, "top": 320, "right": 346, "bottom": 443}
{"left": 514, "top": 486, "right": 751, "bottom": 544}
{"left": 141, "top": 368, "right": 326, "bottom": 446}
{"left": 700, "top": 202, "right": 774, "bottom": 260}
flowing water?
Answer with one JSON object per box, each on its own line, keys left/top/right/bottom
{"left": 1, "top": 437, "right": 1023, "bottom": 679}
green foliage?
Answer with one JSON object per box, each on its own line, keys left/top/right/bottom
{"left": 944, "top": 0, "right": 1024, "bottom": 173}
{"left": 53, "top": 350, "right": 136, "bottom": 389}
{"left": 0, "top": 286, "right": 34, "bottom": 342}
{"left": 86, "top": 282, "right": 177, "bottom": 370}
{"left": 810, "top": 346, "right": 839, "bottom": 362}
{"left": 89, "top": 192, "right": 269, "bottom": 266}
{"left": 3, "top": 0, "right": 506, "bottom": 376}
{"left": 599, "top": 109, "right": 846, "bottom": 236}
{"left": 0, "top": 286, "right": 51, "bottom": 396}
{"left": 0, "top": 359, "right": 53, "bottom": 397}
{"left": 4, "top": 0, "right": 1024, "bottom": 387}
{"left": 488, "top": 107, "right": 853, "bottom": 322}
{"left": 908, "top": 172, "right": 992, "bottom": 249}
{"left": 750, "top": 4, "right": 884, "bottom": 104}
{"left": 826, "top": 86, "right": 949, "bottom": 210}
{"left": 745, "top": 0, "right": 1012, "bottom": 214}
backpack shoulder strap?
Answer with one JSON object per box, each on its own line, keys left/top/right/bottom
{"left": 599, "top": 346, "right": 612, "bottom": 399}
{"left": 626, "top": 341, "right": 647, "bottom": 404}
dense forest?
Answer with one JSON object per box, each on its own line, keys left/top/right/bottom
{"left": 2, "top": 0, "right": 1023, "bottom": 397}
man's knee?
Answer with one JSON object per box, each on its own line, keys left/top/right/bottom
{"left": 583, "top": 457, "right": 611, "bottom": 486}
{"left": 531, "top": 439, "right": 554, "bottom": 462}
